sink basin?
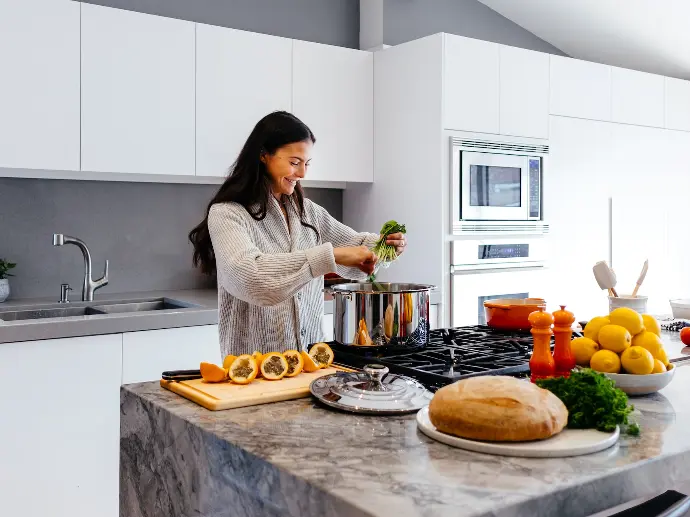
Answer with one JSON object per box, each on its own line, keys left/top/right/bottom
{"left": 91, "top": 298, "right": 197, "bottom": 314}
{"left": 0, "top": 306, "right": 106, "bottom": 322}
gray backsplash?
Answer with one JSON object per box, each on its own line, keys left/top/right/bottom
{"left": 0, "top": 178, "right": 342, "bottom": 300}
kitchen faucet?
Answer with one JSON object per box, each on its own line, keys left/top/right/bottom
{"left": 52, "top": 234, "right": 109, "bottom": 301}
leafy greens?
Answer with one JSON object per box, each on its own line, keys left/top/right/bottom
{"left": 367, "top": 220, "right": 406, "bottom": 284}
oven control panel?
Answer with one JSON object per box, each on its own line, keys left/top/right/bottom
{"left": 528, "top": 157, "right": 541, "bottom": 220}
{"left": 478, "top": 244, "right": 529, "bottom": 260}
{"left": 452, "top": 238, "right": 548, "bottom": 272}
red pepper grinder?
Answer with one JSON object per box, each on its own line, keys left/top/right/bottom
{"left": 529, "top": 308, "right": 555, "bottom": 383}
{"left": 553, "top": 305, "right": 576, "bottom": 378}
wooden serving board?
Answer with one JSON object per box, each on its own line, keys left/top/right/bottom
{"left": 161, "top": 367, "right": 348, "bottom": 411}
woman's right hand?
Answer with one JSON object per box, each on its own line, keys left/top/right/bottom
{"left": 333, "top": 246, "right": 378, "bottom": 275}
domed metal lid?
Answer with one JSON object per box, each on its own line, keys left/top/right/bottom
{"left": 309, "top": 364, "right": 433, "bottom": 414}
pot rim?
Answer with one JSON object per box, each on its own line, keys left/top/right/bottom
{"left": 329, "top": 282, "right": 436, "bottom": 294}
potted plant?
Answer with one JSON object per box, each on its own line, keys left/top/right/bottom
{"left": 0, "top": 259, "right": 16, "bottom": 302}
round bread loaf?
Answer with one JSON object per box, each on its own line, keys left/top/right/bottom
{"left": 428, "top": 376, "right": 568, "bottom": 442}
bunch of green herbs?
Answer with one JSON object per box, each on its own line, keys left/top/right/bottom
{"left": 367, "top": 220, "right": 406, "bottom": 285}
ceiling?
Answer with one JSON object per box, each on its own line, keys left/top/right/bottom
{"left": 477, "top": 0, "right": 690, "bottom": 80}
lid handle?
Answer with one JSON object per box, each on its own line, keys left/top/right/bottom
{"left": 363, "top": 364, "right": 389, "bottom": 391}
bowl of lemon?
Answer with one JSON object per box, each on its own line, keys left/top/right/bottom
{"left": 572, "top": 308, "right": 675, "bottom": 396}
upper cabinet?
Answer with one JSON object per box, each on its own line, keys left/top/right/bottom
{"left": 549, "top": 56, "right": 611, "bottom": 121}
{"left": 444, "top": 35, "right": 500, "bottom": 134}
{"left": 196, "top": 25, "right": 292, "bottom": 177}
{"left": 665, "top": 77, "right": 690, "bottom": 132}
{"left": 0, "top": 0, "right": 80, "bottom": 171}
{"left": 499, "top": 46, "right": 549, "bottom": 139}
{"left": 81, "top": 4, "right": 195, "bottom": 175}
{"left": 292, "top": 41, "right": 373, "bottom": 182}
{"left": 611, "top": 67, "right": 664, "bottom": 128}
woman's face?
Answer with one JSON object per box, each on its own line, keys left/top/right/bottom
{"left": 262, "top": 140, "right": 313, "bottom": 198}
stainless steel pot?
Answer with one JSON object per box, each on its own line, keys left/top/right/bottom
{"left": 329, "top": 283, "right": 435, "bottom": 347}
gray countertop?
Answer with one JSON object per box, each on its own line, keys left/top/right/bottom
{"left": 121, "top": 351, "right": 690, "bottom": 517}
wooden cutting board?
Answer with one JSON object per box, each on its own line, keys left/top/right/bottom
{"left": 160, "top": 367, "right": 348, "bottom": 411}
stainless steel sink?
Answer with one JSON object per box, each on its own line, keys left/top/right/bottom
{"left": 92, "top": 298, "right": 196, "bottom": 314}
{"left": 0, "top": 306, "right": 106, "bottom": 321}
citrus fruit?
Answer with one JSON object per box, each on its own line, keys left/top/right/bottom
{"left": 309, "top": 342, "right": 334, "bottom": 368}
{"left": 259, "top": 352, "right": 289, "bottom": 380}
{"left": 681, "top": 327, "right": 690, "bottom": 346}
{"left": 656, "top": 346, "right": 670, "bottom": 367}
{"left": 609, "top": 307, "right": 644, "bottom": 336}
{"left": 282, "top": 350, "right": 304, "bottom": 377}
{"left": 583, "top": 316, "right": 610, "bottom": 342}
{"left": 252, "top": 351, "right": 264, "bottom": 377}
{"left": 222, "top": 354, "right": 237, "bottom": 369}
{"left": 642, "top": 315, "right": 661, "bottom": 337}
{"left": 621, "top": 346, "right": 655, "bottom": 375}
{"left": 631, "top": 331, "right": 662, "bottom": 358}
{"left": 590, "top": 349, "right": 622, "bottom": 373}
{"left": 652, "top": 359, "right": 667, "bottom": 374}
{"left": 199, "top": 362, "right": 228, "bottom": 383}
{"left": 570, "top": 337, "right": 600, "bottom": 366}
{"left": 228, "top": 355, "right": 258, "bottom": 384}
{"left": 598, "top": 324, "right": 632, "bottom": 354}
{"left": 301, "top": 350, "right": 321, "bottom": 372}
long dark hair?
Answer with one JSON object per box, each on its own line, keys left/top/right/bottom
{"left": 189, "top": 111, "right": 317, "bottom": 275}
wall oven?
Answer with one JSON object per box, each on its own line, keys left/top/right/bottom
{"left": 451, "top": 137, "right": 549, "bottom": 235}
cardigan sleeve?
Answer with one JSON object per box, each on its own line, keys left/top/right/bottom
{"left": 208, "top": 203, "right": 337, "bottom": 306}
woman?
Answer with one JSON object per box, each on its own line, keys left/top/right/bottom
{"left": 190, "top": 112, "right": 406, "bottom": 357}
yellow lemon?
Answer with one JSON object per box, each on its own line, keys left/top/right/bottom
{"left": 631, "top": 331, "right": 662, "bottom": 358}
{"left": 609, "top": 307, "right": 644, "bottom": 336}
{"left": 590, "top": 349, "right": 622, "bottom": 373}
{"left": 571, "top": 337, "right": 600, "bottom": 366}
{"left": 621, "top": 346, "right": 655, "bottom": 375}
{"left": 642, "top": 314, "right": 661, "bottom": 337}
{"left": 583, "top": 316, "right": 610, "bottom": 343}
{"left": 656, "top": 346, "right": 670, "bottom": 367}
{"left": 598, "top": 324, "right": 632, "bottom": 354}
{"left": 652, "top": 359, "right": 667, "bottom": 374}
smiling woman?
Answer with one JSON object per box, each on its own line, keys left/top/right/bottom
{"left": 189, "top": 111, "right": 407, "bottom": 356}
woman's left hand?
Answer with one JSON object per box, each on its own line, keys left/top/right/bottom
{"left": 385, "top": 232, "right": 407, "bottom": 256}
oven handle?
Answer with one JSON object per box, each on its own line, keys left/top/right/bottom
{"left": 451, "top": 264, "right": 547, "bottom": 275}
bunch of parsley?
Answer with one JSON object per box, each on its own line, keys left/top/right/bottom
{"left": 537, "top": 368, "right": 639, "bottom": 434}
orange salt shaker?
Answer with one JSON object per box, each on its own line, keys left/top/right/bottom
{"left": 529, "top": 307, "right": 555, "bottom": 383}
{"left": 553, "top": 305, "right": 576, "bottom": 378}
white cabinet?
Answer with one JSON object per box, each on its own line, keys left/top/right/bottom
{"left": 0, "top": 334, "right": 122, "bottom": 517}
{"left": 499, "top": 46, "right": 549, "bottom": 139}
{"left": 549, "top": 56, "right": 611, "bottom": 121}
{"left": 292, "top": 40, "right": 373, "bottom": 182}
{"left": 444, "top": 35, "right": 500, "bottom": 133}
{"left": 321, "top": 313, "right": 334, "bottom": 342}
{"left": 81, "top": 4, "right": 195, "bottom": 175}
{"left": 429, "top": 304, "right": 440, "bottom": 330}
{"left": 665, "top": 77, "right": 690, "bottom": 132}
{"left": 122, "top": 325, "right": 220, "bottom": 384}
{"left": 196, "top": 25, "right": 292, "bottom": 177}
{"left": 0, "top": 0, "right": 80, "bottom": 171}
{"left": 611, "top": 67, "right": 664, "bottom": 128}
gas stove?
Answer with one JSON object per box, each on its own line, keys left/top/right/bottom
{"left": 327, "top": 325, "right": 549, "bottom": 391}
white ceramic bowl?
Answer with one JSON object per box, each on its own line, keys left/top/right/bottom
{"left": 670, "top": 299, "right": 690, "bottom": 320}
{"left": 604, "top": 363, "right": 676, "bottom": 396}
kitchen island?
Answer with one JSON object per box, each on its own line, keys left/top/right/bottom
{"left": 121, "top": 361, "right": 690, "bottom": 517}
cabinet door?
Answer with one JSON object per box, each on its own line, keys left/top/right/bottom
{"left": 122, "top": 325, "right": 220, "bottom": 384}
{"left": 611, "top": 67, "right": 664, "bottom": 128}
{"left": 0, "top": 0, "right": 79, "bottom": 170}
{"left": 499, "top": 46, "right": 549, "bottom": 139}
{"left": 429, "top": 304, "right": 440, "bottom": 330}
{"left": 549, "top": 56, "right": 611, "bottom": 121}
{"left": 321, "top": 313, "right": 334, "bottom": 342}
{"left": 444, "top": 35, "right": 499, "bottom": 133}
{"left": 292, "top": 40, "right": 373, "bottom": 182}
{"left": 81, "top": 4, "right": 195, "bottom": 175}
{"left": 665, "top": 77, "right": 690, "bottom": 132}
{"left": 196, "top": 25, "right": 292, "bottom": 177}
{"left": 0, "top": 334, "right": 122, "bottom": 517}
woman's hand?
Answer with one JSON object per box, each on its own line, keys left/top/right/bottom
{"left": 385, "top": 232, "right": 407, "bottom": 256}
{"left": 334, "top": 246, "right": 378, "bottom": 275}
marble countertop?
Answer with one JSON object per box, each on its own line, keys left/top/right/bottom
{"left": 121, "top": 353, "right": 690, "bottom": 517}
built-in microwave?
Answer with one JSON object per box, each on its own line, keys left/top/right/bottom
{"left": 451, "top": 137, "right": 549, "bottom": 234}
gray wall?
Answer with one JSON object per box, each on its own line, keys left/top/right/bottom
{"left": 0, "top": 178, "right": 342, "bottom": 300}
{"left": 383, "top": 0, "right": 566, "bottom": 54}
{"left": 81, "top": 0, "right": 360, "bottom": 48}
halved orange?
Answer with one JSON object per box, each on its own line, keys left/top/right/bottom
{"left": 222, "top": 354, "right": 237, "bottom": 369}
{"left": 252, "top": 351, "right": 264, "bottom": 377}
{"left": 260, "top": 352, "right": 289, "bottom": 380}
{"left": 301, "top": 350, "right": 321, "bottom": 372}
{"left": 282, "top": 350, "right": 304, "bottom": 377}
{"left": 228, "top": 355, "right": 258, "bottom": 385}
{"left": 309, "top": 343, "right": 334, "bottom": 368}
{"left": 200, "top": 362, "right": 228, "bottom": 383}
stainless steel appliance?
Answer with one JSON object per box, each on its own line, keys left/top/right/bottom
{"left": 451, "top": 137, "right": 549, "bottom": 235}
{"left": 450, "top": 237, "right": 548, "bottom": 327}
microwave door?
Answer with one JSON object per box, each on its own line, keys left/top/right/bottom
{"left": 460, "top": 152, "right": 529, "bottom": 221}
